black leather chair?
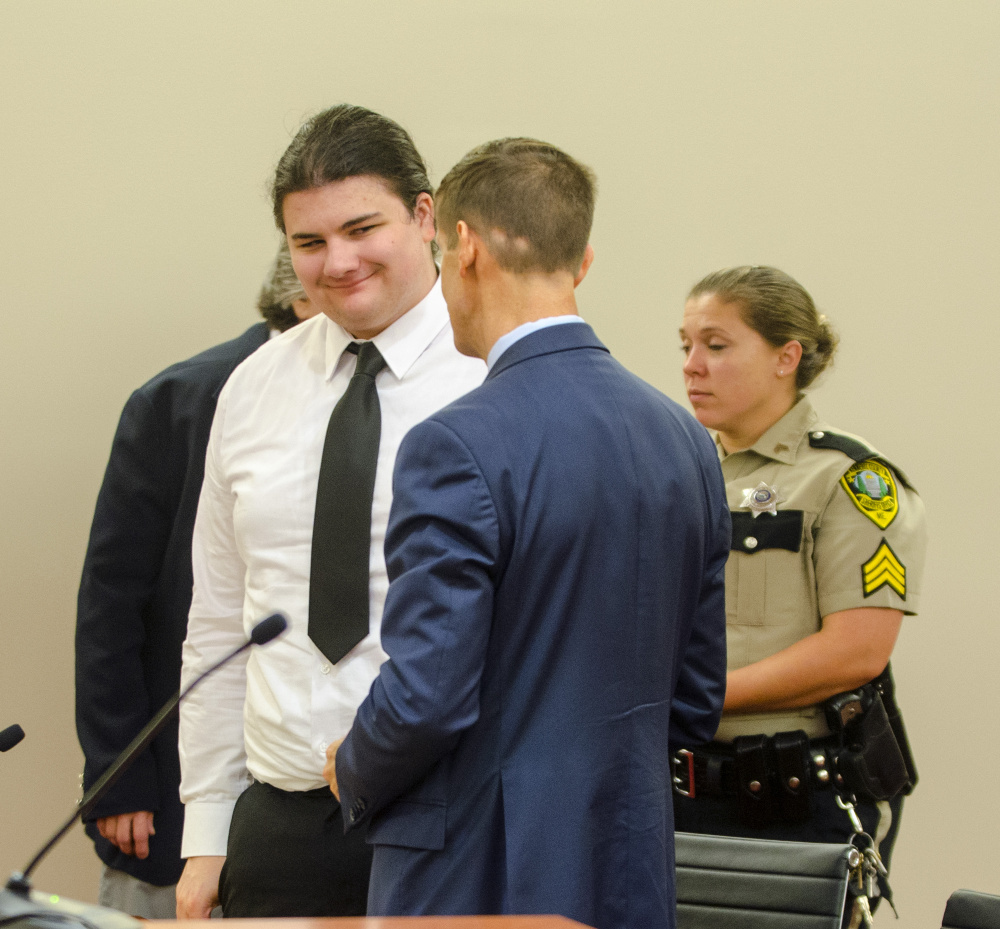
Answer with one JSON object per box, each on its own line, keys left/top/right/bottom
{"left": 941, "top": 889, "right": 1000, "bottom": 929}
{"left": 675, "top": 832, "right": 857, "bottom": 928}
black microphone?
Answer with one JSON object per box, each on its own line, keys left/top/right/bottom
{"left": 0, "top": 613, "right": 288, "bottom": 929}
{"left": 249, "top": 612, "right": 287, "bottom": 646}
{"left": 0, "top": 724, "right": 25, "bottom": 753}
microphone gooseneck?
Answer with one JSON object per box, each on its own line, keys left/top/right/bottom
{"left": 6, "top": 613, "right": 288, "bottom": 891}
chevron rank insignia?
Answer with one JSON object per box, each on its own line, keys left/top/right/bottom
{"left": 862, "top": 540, "right": 906, "bottom": 599}
{"left": 840, "top": 458, "right": 898, "bottom": 529}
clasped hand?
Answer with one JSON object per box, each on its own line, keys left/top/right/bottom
{"left": 323, "top": 738, "right": 344, "bottom": 800}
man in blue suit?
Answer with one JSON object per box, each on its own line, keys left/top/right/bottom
{"left": 327, "top": 138, "right": 730, "bottom": 929}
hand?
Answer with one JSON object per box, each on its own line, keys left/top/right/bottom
{"left": 323, "top": 738, "right": 344, "bottom": 801}
{"left": 176, "top": 856, "right": 225, "bottom": 919}
{"left": 96, "top": 811, "right": 155, "bottom": 859}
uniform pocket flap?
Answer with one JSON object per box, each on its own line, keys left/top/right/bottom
{"left": 731, "top": 510, "right": 804, "bottom": 553}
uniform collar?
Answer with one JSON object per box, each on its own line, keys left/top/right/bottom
{"left": 717, "top": 396, "right": 818, "bottom": 466}
{"left": 321, "top": 275, "right": 449, "bottom": 382}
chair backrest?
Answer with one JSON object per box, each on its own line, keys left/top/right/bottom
{"left": 675, "top": 831, "right": 856, "bottom": 929}
{"left": 941, "top": 889, "right": 1000, "bottom": 929}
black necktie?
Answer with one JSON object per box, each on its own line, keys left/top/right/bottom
{"left": 308, "top": 341, "right": 387, "bottom": 664}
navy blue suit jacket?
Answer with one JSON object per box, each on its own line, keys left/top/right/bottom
{"left": 337, "top": 324, "right": 729, "bottom": 929}
{"left": 75, "top": 323, "right": 269, "bottom": 885}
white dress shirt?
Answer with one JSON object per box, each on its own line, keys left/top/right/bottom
{"left": 178, "top": 278, "right": 485, "bottom": 857}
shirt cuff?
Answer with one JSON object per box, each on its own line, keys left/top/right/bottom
{"left": 180, "top": 799, "right": 238, "bottom": 858}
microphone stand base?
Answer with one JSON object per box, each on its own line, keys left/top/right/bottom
{"left": 0, "top": 881, "right": 141, "bottom": 929}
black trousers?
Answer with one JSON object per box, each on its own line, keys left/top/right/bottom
{"left": 674, "top": 786, "right": 904, "bottom": 920}
{"left": 219, "top": 781, "right": 373, "bottom": 918}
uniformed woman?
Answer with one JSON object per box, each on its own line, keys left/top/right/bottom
{"left": 673, "top": 265, "right": 927, "bottom": 913}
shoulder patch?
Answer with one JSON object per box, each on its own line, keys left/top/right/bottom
{"left": 840, "top": 458, "right": 899, "bottom": 529}
{"left": 862, "top": 540, "right": 906, "bottom": 599}
{"left": 808, "top": 430, "right": 873, "bottom": 461}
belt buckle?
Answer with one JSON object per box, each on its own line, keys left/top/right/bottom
{"left": 672, "top": 749, "right": 696, "bottom": 799}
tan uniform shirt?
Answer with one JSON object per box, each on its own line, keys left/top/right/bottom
{"left": 715, "top": 398, "right": 927, "bottom": 741}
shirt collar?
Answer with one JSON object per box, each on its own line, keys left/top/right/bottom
{"left": 717, "top": 396, "right": 818, "bottom": 465}
{"left": 486, "top": 315, "right": 586, "bottom": 370}
{"left": 321, "top": 275, "right": 449, "bottom": 382}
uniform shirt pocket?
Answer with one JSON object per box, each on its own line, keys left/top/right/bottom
{"left": 728, "top": 510, "right": 805, "bottom": 629}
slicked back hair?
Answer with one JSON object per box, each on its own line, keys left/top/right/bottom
{"left": 271, "top": 104, "right": 433, "bottom": 234}
{"left": 436, "top": 137, "right": 596, "bottom": 275}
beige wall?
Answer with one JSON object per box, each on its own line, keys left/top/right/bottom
{"left": 1, "top": 3, "right": 996, "bottom": 926}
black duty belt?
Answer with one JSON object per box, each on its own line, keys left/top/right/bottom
{"left": 672, "top": 731, "right": 843, "bottom": 827}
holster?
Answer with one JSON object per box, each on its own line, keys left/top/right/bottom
{"left": 824, "top": 664, "right": 916, "bottom": 802}
{"left": 836, "top": 692, "right": 909, "bottom": 801}
{"left": 873, "top": 664, "right": 919, "bottom": 794}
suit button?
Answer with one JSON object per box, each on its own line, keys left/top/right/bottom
{"left": 349, "top": 798, "right": 368, "bottom": 823}
{"left": 743, "top": 536, "right": 758, "bottom": 550}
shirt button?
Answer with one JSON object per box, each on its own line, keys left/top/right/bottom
{"left": 319, "top": 742, "right": 328, "bottom": 753}
{"left": 320, "top": 664, "right": 331, "bottom": 675}
{"left": 744, "top": 536, "right": 758, "bottom": 550}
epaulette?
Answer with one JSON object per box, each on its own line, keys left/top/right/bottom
{"left": 807, "top": 429, "right": 873, "bottom": 462}
{"left": 808, "top": 429, "right": 914, "bottom": 490}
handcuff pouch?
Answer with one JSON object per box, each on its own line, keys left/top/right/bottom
{"left": 733, "top": 734, "right": 773, "bottom": 827}
{"left": 770, "top": 729, "right": 812, "bottom": 823}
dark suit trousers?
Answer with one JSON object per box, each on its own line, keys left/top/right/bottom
{"left": 219, "top": 781, "right": 372, "bottom": 917}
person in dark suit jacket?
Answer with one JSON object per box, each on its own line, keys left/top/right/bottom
{"left": 326, "top": 139, "right": 730, "bottom": 929}
{"left": 75, "top": 243, "right": 315, "bottom": 918}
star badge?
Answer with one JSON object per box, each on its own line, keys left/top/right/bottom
{"left": 741, "top": 481, "right": 783, "bottom": 517}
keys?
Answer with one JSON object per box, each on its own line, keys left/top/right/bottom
{"left": 855, "top": 893, "right": 875, "bottom": 928}
{"left": 863, "top": 845, "right": 899, "bottom": 918}
{"left": 839, "top": 794, "right": 899, "bottom": 920}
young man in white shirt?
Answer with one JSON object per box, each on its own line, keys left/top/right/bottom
{"left": 175, "top": 105, "right": 485, "bottom": 919}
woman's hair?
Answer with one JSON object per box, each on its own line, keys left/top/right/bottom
{"left": 257, "top": 241, "right": 306, "bottom": 332}
{"left": 688, "top": 265, "right": 839, "bottom": 390}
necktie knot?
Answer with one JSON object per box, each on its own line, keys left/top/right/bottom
{"left": 349, "top": 341, "right": 387, "bottom": 379}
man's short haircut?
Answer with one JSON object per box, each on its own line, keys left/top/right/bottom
{"left": 271, "top": 104, "right": 433, "bottom": 233}
{"left": 257, "top": 240, "right": 306, "bottom": 332}
{"left": 435, "top": 138, "right": 596, "bottom": 275}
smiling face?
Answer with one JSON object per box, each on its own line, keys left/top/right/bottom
{"left": 283, "top": 175, "right": 438, "bottom": 339}
{"left": 680, "top": 292, "right": 799, "bottom": 451}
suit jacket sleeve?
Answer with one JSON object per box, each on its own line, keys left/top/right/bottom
{"left": 76, "top": 389, "right": 173, "bottom": 817}
{"left": 668, "top": 451, "right": 730, "bottom": 747}
{"left": 336, "top": 418, "right": 500, "bottom": 830}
